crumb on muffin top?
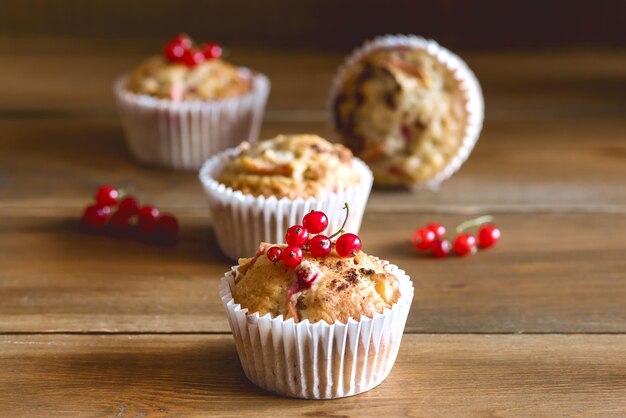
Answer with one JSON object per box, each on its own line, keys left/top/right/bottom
{"left": 126, "top": 56, "right": 252, "bottom": 101}
{"left": 232, "top": 243, "right": 400, "bottom": 324}
{"left": 333, "top": 47, "right": 468, "bottom": 186}
{"left": 217, "top": 134, "right": 361, "bottom": 199}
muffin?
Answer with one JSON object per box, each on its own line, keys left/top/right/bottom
{"left": 114, "top": 34, "right": 270, "bottom": 170}
{"left": 217, "top": 134, "right": 361, "bottom": 199}
{"left": 220, "top": 237, "right": 414, "bottom": 398}
{"left": 125, "top": 55, "right": 251, "bottom": 101}
{"left": 331, "top": 35, "right": 483, "bottom": 187}
{"left": 199, "top": 134, "right": 373, "bottom": 260}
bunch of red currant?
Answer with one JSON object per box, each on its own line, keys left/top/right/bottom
{"left": 413, "top": 216, "right": 500, "bottom": 258}
{"left": 265, "top": 204, "right": 362, "bottom": 268}
{"left": 163, "top": 34, "right": 223, "bottom": 68}
{"left": 81, "top": 185, "right": 179, "bottom": 245}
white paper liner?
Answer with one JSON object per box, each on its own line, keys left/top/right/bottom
{"left": 113, "top": 69, "right": 270, "bottom": 171}
{"left": 329, "top": 34, "right": 484, "bottom": 189}
{"left": 220, "top": 260, "right": 414, "bottom": 399}
{"left": 198, "top": 146, "right": 374, "bottom": 260}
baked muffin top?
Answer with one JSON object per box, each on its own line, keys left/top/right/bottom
{"left": 232, "top": 243, "right": 401, "bottom": 324}
{"left": 333, "top": 47, "right": 468, "bottom": 186}
{"left": 126, "top": 56, "right": 252, "bottom": 101}
{"left": 217, "top": 134, "right": 361, "bottom": 199}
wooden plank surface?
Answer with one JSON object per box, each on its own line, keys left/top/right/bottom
{"left": 1, "top": 334, "right": 625, "bottom": 417}
{"left": 1, "top": 37, "right": 626, "bottom": 415}
{"left": 1, "top": 38, "right": 626, "bottom": 117}
{"left": 1, "top": 211, "right": 625, "bottom": 334}
{"left": 1, "top": 116, "right": 625, "bottom": 213}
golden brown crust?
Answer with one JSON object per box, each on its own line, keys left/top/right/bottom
{"left": 126, "top": 56, "right": 252, "bottom": 101}
{"left": 217, "top": 134, "right": 361, "bottom": 199}
{"left": 232, "top": 243, "right": 400, "bottom": 324}
{"left": 333, "top": 47, "right": 468, "bottom": 186}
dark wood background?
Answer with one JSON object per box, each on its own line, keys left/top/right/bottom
{"left": 1, "top": 0, "right": 625, "bottom": 50}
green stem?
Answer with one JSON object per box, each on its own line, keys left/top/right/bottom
{"left": 328, "top": 203, "right": 350, "bottom": 239}
{"left": 455, "top": 215, "right": 494, "bottom": 234}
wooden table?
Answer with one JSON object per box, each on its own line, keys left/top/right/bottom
{"left": 1, "top": 39, "right": 626, "bottom": 416}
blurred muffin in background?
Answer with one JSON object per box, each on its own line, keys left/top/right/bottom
{"left": 114, "top": 34, "right": 269, "bottom": 170}
{"left": 199, "top": 134, "right": 373, "bottom": 259}
{"left": 331, "top": 35, "right": 483, "bottom": 188}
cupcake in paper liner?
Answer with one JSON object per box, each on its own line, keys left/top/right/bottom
{"left": 199, "top": 134, "right": 373, "bottom": 260}
{"left": 220, "top": 237, "right": 414, "bottom": 399}
{"left": 114, "top": 34, "right": 270, "bottom": 171}
{"left": 330, "top": 34, "right": 484, "bottom": 188}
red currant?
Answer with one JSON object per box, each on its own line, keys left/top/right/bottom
{"left": 137, "top": 205, "right": 160, "bottom": 239}
{"left": 427, "top": 223, "right": 446, "bottom": 239}
{"left": 335, "top": 233, "right": 361, "bottom": 258}
{"left": 154, "top": 214, "right": 179, "bottom": 241}
{"left": 477, "top": 224, "right": 501, "bottom": 248}
{"left": 118, "top": 196, "right": 139, "bottom": 216}
{"left": 266, "top": 246, "right": 282, "bottom": 263}
{"left": 164, "top": 41, "right": 186, "bottom": 62}
{"left": 202, "top": 42, "right": 222, "bottom": 59}
{"left": 285, "top": 225, "right": 308, "bottom": 247}
{"left": 82, "top": 204, "right": 111, "bottom": 229}
{"left": 95, "top": 185, "right": 119, "bottom": 207}
{"left": 302, "top": 211, "right": 328, "bottom": 234}
{"left": 431, "top": 239, "right": 451, "bottom": 258}
{"left": 109, "top": 210, "right": 133, "bottom": 237}
{"left": 309, "top": 235, "right": 331, "bottom": 258}
{"left": 138, "top": 205, "right": 160, "bottom": 222}
{"left": 183, "top": 49, "right": 205, "bottom": 67}
{"left": 282, "top": 245, "right": 303, "bottom": 268}
{"left": 164, "top": 34, "right": 192, "bottom": 62}
{"left": 453, "top": 233, "right": 477, "bottom": 257}
{"left": 173, "top": 34, "right": 192, "bottom": 49}
{"left": 412, "top": 228, "right": 436, "bottom": 251}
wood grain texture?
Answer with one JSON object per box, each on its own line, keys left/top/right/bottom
{"left": 1, "top": 38, "right": 626, "bottom": 117}
{"left": 1, "top": 334, "right": 625, "bottom": 417}
{"left": 1, "top": 39, "right": 625, "bottom": 415}
{"left": 1, "top": 212, "right": 625, "bottom": 333}
{"left": 0, "top": 116, "right": 625, "bottom": 214}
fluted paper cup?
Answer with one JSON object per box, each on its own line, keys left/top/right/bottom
{"left": 198, "top": 146, "right": 373, "bottom": 260}
{"left": 329, "top": 34, "right": 484, "bottom": 189}
{"left": 114, "top": 69, "right": 270, "bottom": 171}
{"left": 220, "top": 260, "right": 414, "bottom": 399}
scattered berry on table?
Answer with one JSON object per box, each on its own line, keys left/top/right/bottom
{"left": 431, "top": 239, "right": 451, "bottom": 258}
{"left": 453, "top": 233, "right": 477, "bottom": 257}
{"left": 412, "top": 216, "right": 500, "bottom": 258}
{"left": 413, "top": 227, "right": 436, "bottom": 251}
{"left": 108, "top": 210, "right": 133, "bottom": 238}
{"left": 117, "top": 196, "right": 139, "bottom": 217}
{"left": 95, "top": 185, "right": 119, "bottom": 207}
{"left": 81, "top": 186, "right": 179, "bottom": 246}
{"left": 82, "top": 204, "right": 111, "bottom": 229}
{"left": 477, "top": 224, "right": 501, "bottom": 248}
{"left": 427, "top": 222, "right": 446, "bottom": 239}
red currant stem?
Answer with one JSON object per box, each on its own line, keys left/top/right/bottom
{"left": 328, "top": 203, "right": 350, "bottom": 240}
{"left": 455, "top": 215, "right": 495, "bottom": 234}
